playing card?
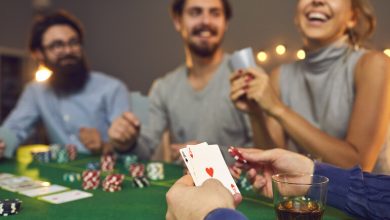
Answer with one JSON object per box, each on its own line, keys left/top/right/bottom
{"left": 39, "top": 190, "right": 93, "bottom": 204}
{"left": 20, "top": 184, "right": 68, "bottom": 197}
{"left": 0, "top": 173, "right": 14, "bottom": 180}
{"left": 229, "top": 47, "right": 257, "bottom": 71}
{"left": 179, "top": 142, "right": 208, "bottom": 186}
{"left": 188, "top": 144, "right": 240, "bottom": 195}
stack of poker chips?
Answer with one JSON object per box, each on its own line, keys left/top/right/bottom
{"left": 66, "top": 144, "right": 77, "bottom": 161}
{"left": 122, "top": 155, "right": 138, "bottom": 169}
{"left": 146, "top": 162, "right": 164, "bottom": 180}
{"left": 56, "top": 148, "right": 69, "bottom": 163}
{"left": 129, "top": 163, "right": 150, "bottom": 188}
{"left": 0, "top": 199, "right": 22, "bottom": 216}
{"left": 132, "top": 176, "right": 150, "bottom": 188}
{"left": 49, "top": 144, "right": 61, "bottom": 160}
{"left": 102, "top": 174, "right": 124, "bottom": 192}
{"left": 101, "top": 154, "right": 116, "bottom": 172}
{"left": 82, "top": 170, "right": 100, "bottom": 190}
{"left": 129, "top": 163, "right": 145, "bottom": 177}
{"left": 31, "top": 151, "right": 51, "bottom": 163}
{"left": 63, "top": 172, "right": 81, "bottom": 182}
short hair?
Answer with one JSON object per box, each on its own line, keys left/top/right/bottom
{"left": 349, "top": 0, "right": 376, "bottom": 46}
{"left": 29, "top": 10, "right": 84, "bottom": 52}
{"left": 170, "top": 0, "right": 232, "bottom": 21}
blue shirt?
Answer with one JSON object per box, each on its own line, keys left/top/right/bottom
{"left": 2, "top": 71, "right": 130, "bottom": 157}
{"left": 207, "top": 162, "right": 390, "bottom": 220}
{"left": 315, "top": 162, "right": 390, "bottom": 220}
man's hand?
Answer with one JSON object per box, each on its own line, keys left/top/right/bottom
{"left": 238, "top": 148, "right": 314, "bottom": 198}
{"left": 166, "top": 175, "right": 242, "bottom": 220}
{"left": 0, "top": 139, "right": 5, "bottom": 159}
{"left": 79, "top": 127, "right": 103, "bottom": 154}
{"left": 108, "top": 112, "right": 140, "bottom": 151}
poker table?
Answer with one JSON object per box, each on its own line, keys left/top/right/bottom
{"left": 0, "top": 155, "right": 355, "bottom": 220}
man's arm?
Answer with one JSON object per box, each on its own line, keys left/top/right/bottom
{"left": 2, "top": 84, "right": 40, "bottom": 158}
{"left": 314, "top": 162, "right": 390, "bottom": 220}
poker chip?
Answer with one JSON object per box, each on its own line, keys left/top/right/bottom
{"left": 146, "top": 162, "right": 164, "bottom": 181}
{"left": 237, "top": 175, "right": 252, "bottom": 191}
{"left": 49, "top": 144, "right": 61, "bottom": 160}
{"left": 0, "top": 199, "right": 22, "bottom": 216}
{"left": 63, "top": 172, "right": 81, "bottom": 182}
{"left": 86, "top": 162, "right": 100, "bottom": 170}
{"left": 121, "top": 155, "right": 138, "bottom": 169}
{"left": 132, "top": 176, "right": 150, "bottom": 188}
{"left": 31, "top": 151, "right": 51, "bottom": 163}
{"left": 82, "top": 170, "right": 100, "bottom": 190}
{"left": 129, "top": 163, "right": 145, "bottom": 177}
{"left": 228, "top": 147, "right": 247, "bottom": 164}
{"left": 66, "top": 144, "right": 78, "bottom": 161}
{"left": 102, "top": 174, "right": 124, "bottom": 192}
{"left": 57, "top": 148, "right": 69, "bottom": 163}
{"left": 101, "top": 154, "right": 116, "bottom": 172}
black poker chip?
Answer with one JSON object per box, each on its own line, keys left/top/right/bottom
{"left": 0, "top": 199, "right": 22, "bottom": 216}
{"left": 132, "top": 176, "right": 150, "bottom": 188}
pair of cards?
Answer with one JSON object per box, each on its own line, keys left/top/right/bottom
{"left": 180, "top": 143, "right": 240, "bottom": 195}
{"left": 0, "top": 173, "right": 92, "bottom": 204}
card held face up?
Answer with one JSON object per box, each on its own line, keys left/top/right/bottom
{"left": 180, "top": 143, "right": 240, "bottom": 195}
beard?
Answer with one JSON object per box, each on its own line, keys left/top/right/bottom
{"left": 44, "top": 54, "right": 90, "bottom": 96}
{"left": 188, "top": 24, "right": 223, "bottom": 58}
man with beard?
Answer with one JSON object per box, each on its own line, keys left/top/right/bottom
{"left": 108, "top": 0, "right": 253, "bottom": 162}
{"left": 0, "top": 10, "right": 132, "bottom": 159}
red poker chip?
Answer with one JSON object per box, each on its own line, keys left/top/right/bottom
{"left": 228, "top": 147, "right": 247, "bottom": 164}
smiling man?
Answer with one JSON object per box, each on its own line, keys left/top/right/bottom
{"left": 109, "top": 0, "right": 253, "bottom": 162}
{"left": 0, "top": 10, "right": 131, "bottom": 159}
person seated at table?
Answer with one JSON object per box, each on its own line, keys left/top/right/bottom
{"left": 230, "top": 0, "right": 390, "bottom": 174}
{"left": 108, "top": 0, "right": 253, "bottom": 162}
{"left": 0, "top": 10, "right": 133, "bottom": 159}
{"left": 166, "top": 148, "right": 390, "bottom": 220}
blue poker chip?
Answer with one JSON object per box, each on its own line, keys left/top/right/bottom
{"left": 0, "top": 199, "right": 22, "bottom": 216}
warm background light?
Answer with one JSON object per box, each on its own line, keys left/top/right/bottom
{"left": 297, "top": 49, "right": 306, "bottom": 60}
{"left": 275, "top": 45, "right": 286, "bottom": 55}
{"left": 384, "top": 49, "right": 390, "bottom": 57}
{"left": 257, "top": 51, "right": 268, "bottom": 62}
{"left": 35, "top": 65, "right": 52, "bottom": 82}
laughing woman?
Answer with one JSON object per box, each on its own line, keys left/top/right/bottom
{"left": 230, "top": 0, "right": 390, "bottom": 174}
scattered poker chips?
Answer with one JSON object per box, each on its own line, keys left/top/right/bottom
{"left": 102, "top": 174, "right": 125, "bottom": 192}
{"left": 101, "top": 154, "right": 116, "bottom": 172}
{"left": 129, "top": 163, "right": 145, "bottom": 177}
{"left": 228, "top": 146, "right": 248, "bottom": 164}
{"left": 0, "top": 199, "right": 22, "bottom": 216}
{"left": 66, "top": 144, "right": 77, "bottom": 161}
{"left": 132, "top": 176, "right": 150, "bottom": 188}
{"left": 82, "top": 170, "right": 100, "bottom": 190}
{"left": 63, "top": 172, "right": 81, "bottom": 182}
{"left": 146, "top": 162, "right": 164, "bottom": 180}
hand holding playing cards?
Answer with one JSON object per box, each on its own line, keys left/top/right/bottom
{"left": 79, "top": 127, "right": 103, "bottom": 154}
{"left": 108, "top": 112, "right": 140, "bottom": 151}
{"left": 166, "top": 175, "right": 242, "bottom": 220}
{"left": 237, "top": 148, "right": 314, "bottom": 198}
{"left": 230, "top": 68, "right": 284, "bottom": 117}
{"left": 0, "top": 139, "right": 5, "bottom": 159}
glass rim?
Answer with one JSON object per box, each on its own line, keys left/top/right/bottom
{"left": 271, "top": 173, "right": 329, "bottom": 186}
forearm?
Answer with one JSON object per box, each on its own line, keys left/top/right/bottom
{"left": 249, "top": 111, "right": 275, "bottom": 149}
{"left": 314, "top": 162, "right": 390, "bottom": 219}
{"left": 273, "top": 107, "right": 359, "bottom": 168}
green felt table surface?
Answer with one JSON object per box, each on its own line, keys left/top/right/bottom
{"left": 0, "top": 155, "right": 355, "bottom": 220}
